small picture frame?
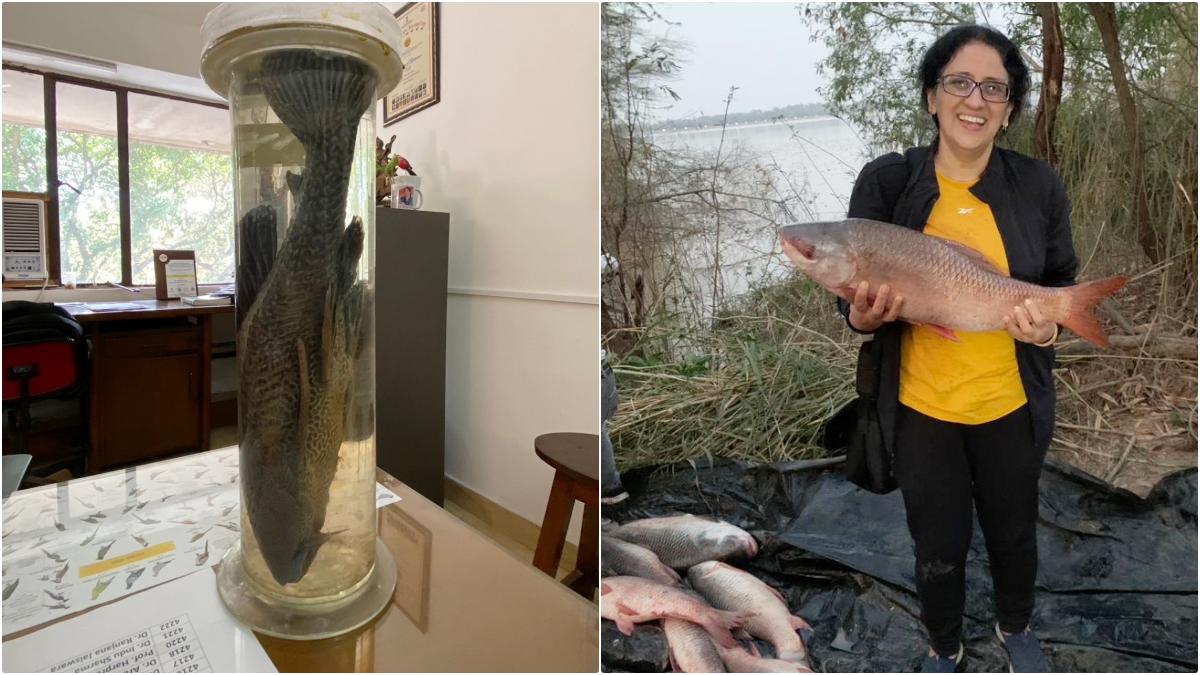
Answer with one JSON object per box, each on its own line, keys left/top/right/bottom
{"left": 153, "top": 250, "right": 198, "bottom": 301}
{"left": 384, "top": 2, "right": 441, "bottom": 126}
{"left": 381, "top": 507, "right": 432, "bottom": 632}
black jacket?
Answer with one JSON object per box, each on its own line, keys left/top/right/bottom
{"left": 842, "top": 142, "right": 1077, "bottom": 457}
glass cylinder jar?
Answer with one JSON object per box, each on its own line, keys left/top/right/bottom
{"left": 200, "top": 2, "right": 402, "bottom": 640}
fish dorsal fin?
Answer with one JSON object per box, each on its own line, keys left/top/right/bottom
{"left": 936, "top": 237, "right": 1004, "bottom": 275}
{"left": 235, "top": 205, "right": 278, "bottom": 326}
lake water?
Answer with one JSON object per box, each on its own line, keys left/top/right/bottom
{"left": 651, "top": 116, "right": 873, "bottom": 314}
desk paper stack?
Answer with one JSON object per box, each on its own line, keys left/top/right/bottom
{"left": 181, "top": 295, "right": 232, "bottom": 307}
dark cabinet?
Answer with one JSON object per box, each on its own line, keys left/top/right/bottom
{"left": 89, "top": 319, "right": 212, "bottom": 471}
{"left": 375, "top": 207, "right": 449, "bottom": 506}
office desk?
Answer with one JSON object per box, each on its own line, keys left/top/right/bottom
{"left": 1, "top": 447, "right": 599, "bottom": 672}
{"left": 61, "top": 300, "right": 233, "bottom": 473}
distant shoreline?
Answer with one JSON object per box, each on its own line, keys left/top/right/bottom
{"left": 652, "top": 114, "right": 840, "bottom": 135}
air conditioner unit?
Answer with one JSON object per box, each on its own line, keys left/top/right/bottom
{"left": 2, "top": 197, "right": 48, "bottom": 281}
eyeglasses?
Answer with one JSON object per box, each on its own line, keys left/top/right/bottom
{"left": 937, "top": 75, "right": 1011, "bottom": 103}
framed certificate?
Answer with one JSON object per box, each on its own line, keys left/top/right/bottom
{"left": 384, "top": 2, "right": 441, "bottom": 126}
{"left": 153, "top": 250, "right": 198, "bottom": 301}
{"left": 380, "top": 507, "right": 431, "bottom": 632}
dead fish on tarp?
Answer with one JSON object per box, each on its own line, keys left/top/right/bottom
{"left": 602, "top": 535, "right": 682, "bottom": 586}
{"left": 195, "top": 541, "right": 210, "bottom": 566}
{"left": 236, "top": 48, "right": 375, "bottom": 586}
{"left": 719, "top": 644, "right": 814, "bottom": 673}
{"left": 778, "top": 219, "right": 1126, "bottom": 345}
{"left": 600, "top": 576, "right": 754, "bottom": 648}
{"left": 125, "top": 567, "right": 145, "bottom": 589}
{"left": 610, "top": 515, "right": 759, "bottom": 569}
{"left": 151, "top": 559, "right": 174, "bottom": 577}
{"left": 661, "top": 590, "right": 726, "bottom": 673}
{"left": 3, "top": 578, "right": 18, "bottom": 600}
{"left": 689, "top": 561, "right": 812, "bottom": 664}
{"left": 91, "top": 576, "right": 114, "bottom": 601}
{"left": 44, "top": 589, "right": 68, "bottom": 603}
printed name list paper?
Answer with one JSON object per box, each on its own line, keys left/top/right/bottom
{"left": 2, "top": 571, "right": 278, "bottom": 673}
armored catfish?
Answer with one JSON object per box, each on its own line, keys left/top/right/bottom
{"left": 235, "top": 49, "right": 375, "bottom": 586}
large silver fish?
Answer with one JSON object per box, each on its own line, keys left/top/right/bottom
{"left": 661, "top": 590, "right": 727, "bottom": 673}
{"left": 610, "top": 515, "right": 759, "bottom": 569}
{"left": 600, "top": 576, "right": 754, "bottom": 649}
{"left": 718, "top": 644, "right": 815, "bottom": 673}
{"left": 602, "top": 535, "right": 682, "bottom": 586}
{"left": 689, "top": 561, "right": 811, "bottom": 664}
{"left": 778, "top": 219, "right": 1126, "bottom": 345}
{"left": 236, "top": 49, "right": 376, "bottom": 585}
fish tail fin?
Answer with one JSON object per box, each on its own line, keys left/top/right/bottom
{"left": 1062, "top": 276, "right": 1127, "bottom": 346}
{"left": 702, "top": 610, "right": 754, "bottom": 648}
{"left": 258, "top": 49, "right": 378, "bottom": 156}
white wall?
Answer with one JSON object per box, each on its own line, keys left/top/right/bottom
{"left": 377, "top": 2, "right": 599, "bottom": 539}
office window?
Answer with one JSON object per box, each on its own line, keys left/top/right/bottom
{"left": 128, "top": 93, "right": 233, "bottom": 285}
{"left": 56, "top": 82, "right": 121, "bottom": 286}
{"left": 1, "top": 66, "right": 230, "bottom": 286}
{"left": 2, "top": 69, "right": 47, "bottom": 193}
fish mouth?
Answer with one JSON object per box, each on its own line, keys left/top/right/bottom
{"left": 778, "top": 225, "right": 816, "bottom": 261}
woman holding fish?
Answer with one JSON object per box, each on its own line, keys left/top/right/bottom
{"left": 779, "top": 25, "right": 1126, "bottom": 673}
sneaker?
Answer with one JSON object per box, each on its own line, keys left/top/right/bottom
{"left": 919, "top": 643, "right": 965, "bottom": 673}
{"left": 600, "top": 490, "right": 628, "bottom": 505}
{"left": 995, "top": 624, "right": 1048, "bottom": 673}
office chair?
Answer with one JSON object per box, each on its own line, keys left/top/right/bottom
{"left": 2, "top": 301, "right": 89, "bottom": 482}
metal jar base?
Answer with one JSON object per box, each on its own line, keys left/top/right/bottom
{"left": 215, "top": 538, "right": 397, "bottom": 640}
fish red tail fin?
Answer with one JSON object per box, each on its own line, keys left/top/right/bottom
{"left": 701, "top": 609, "right": 756, "bottom": 648}
{"left": 1062, "top": 276, "right": 1127, "bottom": 346}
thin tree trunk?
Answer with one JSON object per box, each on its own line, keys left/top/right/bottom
{"left": 1086, "top": 2, "right": 1161, "bottom": 264}
{"left": 1032, "top": 3, "right": 1064, "bottom": 168}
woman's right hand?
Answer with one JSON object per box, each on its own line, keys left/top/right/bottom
{"left": 848, "top": 281, "right": 905, "bottom": 332}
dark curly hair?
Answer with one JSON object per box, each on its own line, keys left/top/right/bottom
{"left": 919, "top": 25, "right": 1030, "bottom": 130}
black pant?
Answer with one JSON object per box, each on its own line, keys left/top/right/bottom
{"left": 894, "top": 403, "right": 1044, "bottom": 657}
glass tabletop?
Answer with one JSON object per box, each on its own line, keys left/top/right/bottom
{"left": 1, "top": 448, "right": 599, "bottom": 672}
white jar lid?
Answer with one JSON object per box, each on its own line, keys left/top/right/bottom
{"left": 200, "top": 2, "right": 404, "bottom": 99}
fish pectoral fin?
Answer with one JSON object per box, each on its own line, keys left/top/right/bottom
{"left": 285, "top": 170, "right": 303, "bottom": 198}
{"left": 790, "top": 615, "right": 812, "bottom": 633}
{"left": 235, "top": 205, "right": 278, "bottom": 326}
{"left": 936, "top": 237, "right": 1005, "bottom": 276}
{"left": 926, "top": 324, "right": 961, "bottom": 342}
{"left": 614, "top": 614, "right": 637, "bottom": 637}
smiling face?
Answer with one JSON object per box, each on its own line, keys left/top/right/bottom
{"left": 927, "top": 41, "right": 1014, "bottom": 158}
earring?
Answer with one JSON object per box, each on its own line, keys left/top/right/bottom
{"left": 1002, "top": 122, "right": 1009, "bottom": 131}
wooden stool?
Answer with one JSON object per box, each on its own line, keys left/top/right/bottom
{"left": 532, "top": 432, "right": 599, "bottom": 599}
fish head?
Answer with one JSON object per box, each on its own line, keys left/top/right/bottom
{"left": 779, "top": 222, "right": 857, "bottom": 290}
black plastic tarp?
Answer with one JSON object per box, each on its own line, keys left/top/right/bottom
{"left": 601, "top": 456, "right": 1197, "bottom": 673}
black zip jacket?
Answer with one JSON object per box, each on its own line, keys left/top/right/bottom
{"left": 841, "top": 141, "right": 1077, "bottom": 457}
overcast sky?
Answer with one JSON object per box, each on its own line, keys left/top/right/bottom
{"left": 655, "top": 3, "right": 831, "bottom": 119}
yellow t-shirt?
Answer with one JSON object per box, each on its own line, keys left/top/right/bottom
{"left": 898, "top": 172, "right": 1027, "bottom": 424}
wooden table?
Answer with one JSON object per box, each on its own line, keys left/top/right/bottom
{"left": 1, "top": 447, "right": 599, "bottom": 672}
{"left": 59, "top": 300, "right": 233, "bottom": 473}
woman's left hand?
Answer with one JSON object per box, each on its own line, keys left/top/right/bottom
{"left": 1003, "top": 299, "right": 1056, "bottom": 344}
